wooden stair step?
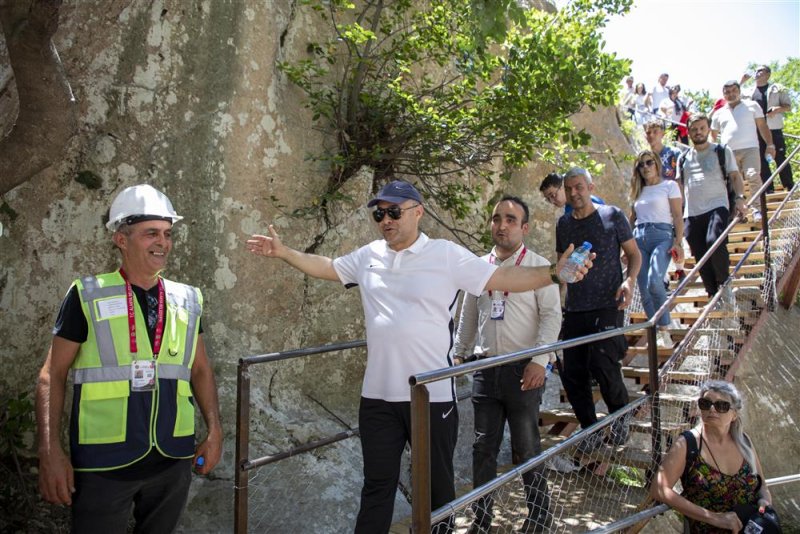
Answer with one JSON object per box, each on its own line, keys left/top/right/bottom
{"left": 669, "top": 276, "right": 764, "bottom": 290}
{"left": 622, "top": 367, "right": 708, "bottom": 385}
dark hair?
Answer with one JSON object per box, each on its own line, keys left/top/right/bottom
{"left": 498, "top": 195, "right": 529, "bottom": 224}
{"left": 539, "top": 172, "right": 563, "bottom": 192}
{"left": 687, "top": 112, "right": 711, "bottom": 129}
{"left": 644, "top": 119, "right": 665, "bottom": 132}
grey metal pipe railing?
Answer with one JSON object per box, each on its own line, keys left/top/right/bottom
{"left": 234, "top": 339, "right": 366, "bottom": 534}
{"left": 586, "top": 473, "right": 800, "bottom": 534}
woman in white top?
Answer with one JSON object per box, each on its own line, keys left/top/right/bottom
{"left": 633, "top": 83, "right": 651, "bottom": 125}
{"left": 630, "top": 150, "right": 684, "bottom": 348}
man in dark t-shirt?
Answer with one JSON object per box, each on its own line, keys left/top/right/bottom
{"left": 555, "top": 168, "right": 641, "bottom": 452}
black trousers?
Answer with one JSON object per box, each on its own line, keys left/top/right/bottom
{"left": 759, "top": 128, "right": 794, "bottom": 191}
{"left": 72, "top": 455, "right": 191, "bottom": 534}
{"left": 471, "top": 362, "right": 549, "bottom": 527}
{"left": 685, "top": 206, "right": 730, "bottom": 297}
{"left": 355, "top": 397, "right": 458, "bottom": 534}
{"left": 561, "top": 309, "right": 629, "bottom": 429}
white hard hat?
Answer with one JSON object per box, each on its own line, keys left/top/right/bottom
{"left": 106, "top": 184, "right": 183, "bottom": 231}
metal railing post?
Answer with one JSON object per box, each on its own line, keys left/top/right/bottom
{"left": 646, "top": 324, "right": 662, "bottom": 476}
{"left": 760, "top": 174, "right": 775, "bottom": 311}
{"left": 234, "top": 359, "right": 251, "bottom": 534}
{"left": 410, "top": 383, "right": 432, "bottom": 533}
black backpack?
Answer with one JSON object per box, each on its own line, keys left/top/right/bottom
{"left": 677, "top": 144, "right": 737, "bottom": 213}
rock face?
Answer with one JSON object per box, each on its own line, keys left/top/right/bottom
{"left": 0, "top": 1, "right": 637, "bottom": 531}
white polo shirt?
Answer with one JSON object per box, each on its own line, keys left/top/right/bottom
{"left": 712, "top": 100, "right": 764, "bottom": 151}
{"left": 333, "top": 233, "right": 497, "bottom": 402}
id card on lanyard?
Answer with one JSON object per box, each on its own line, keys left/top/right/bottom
{"left": 120, "top": 269, "right": 164, "bottom": 392}
{"left": 488, "top": 247, "right": 526, "bottom": 321}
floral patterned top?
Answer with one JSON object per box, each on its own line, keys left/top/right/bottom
{"left": 682, "top": 440, "right": 761, "bottom": 534}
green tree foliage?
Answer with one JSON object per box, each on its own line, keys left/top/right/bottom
{"left": 280, "top": 0, "right": 631, "bottom": 230}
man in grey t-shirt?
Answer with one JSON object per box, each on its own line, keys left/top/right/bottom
{"left": 679, "top": 113, "right": 746, "bottom": 297}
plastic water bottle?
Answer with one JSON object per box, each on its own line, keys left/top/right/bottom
{"left": 766, "top": 154, "right": 775, "bottom": 171}
{"left": 558, "top": 242, "right": 592, "bottom": 283}
{"left": 545, "top": 362, "right": 553, "bottom": 379}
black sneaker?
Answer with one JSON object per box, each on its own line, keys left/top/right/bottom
{"left": 576, "top": 432, "right": 603, "bottom": 454}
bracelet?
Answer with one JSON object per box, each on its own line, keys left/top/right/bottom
{"left": 767, "top": 144, "right": 775, "bottom": 148}
{"left": 549, "top": 264, "right": 560, "bottom": 284}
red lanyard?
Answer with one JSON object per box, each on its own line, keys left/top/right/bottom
{"left": 119, "top": 269, "right": 165, "bottom": 357}
{"left": 488, "top": 246, "right": 527, "bottom": 298}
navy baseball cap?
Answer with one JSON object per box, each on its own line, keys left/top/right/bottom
{"left": 367, "top": 180, "right": 424, "bottom": 207}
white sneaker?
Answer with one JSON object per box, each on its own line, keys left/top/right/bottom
{"left": 751, "top": 209, "right": 762, "bottom": 223}
{"left": 546, "top": 454, "right": 580, "bottom": 473}
{"left": 656, "top": 330, "right": 672, "bottom": 349}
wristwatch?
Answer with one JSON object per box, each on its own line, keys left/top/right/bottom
{"left": 549, "top": 263, "right": 560, "bottom": 284}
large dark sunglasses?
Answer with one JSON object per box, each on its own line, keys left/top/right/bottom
{"left": 372, "top": 204, "right": 419, "bottom": 223}
{"left": 698, "top": 398, "right": 732, "bottom": 413}
{"left": 637, "top": 159, "right": 656, "bottom": 170}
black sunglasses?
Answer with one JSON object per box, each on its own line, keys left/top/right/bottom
{"left": 637, "top": 159, "right": 656, "bottom": 170}
{"left": 372, "top": 204, "right": 419, "bottom": 223}
{"left": 698, "top": 398, "right": 732, "bottom": 413}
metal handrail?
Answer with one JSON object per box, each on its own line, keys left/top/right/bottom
{"left": 586, "top": 473, "right": 800, "bottom": 534}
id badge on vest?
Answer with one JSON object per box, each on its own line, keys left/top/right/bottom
{"left": 491, "top": 299, "right": 505, "bottom": 320}
{"left": 131, "top": 360, "right": 156, "bottom": 391}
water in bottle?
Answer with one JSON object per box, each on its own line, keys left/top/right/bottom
{"left": 558, "top": 241, "right": 592, "bottom": 283}
{"left": 545, "top": 362, "right": 553, "bottom": 379}
{"left": 766, "top": 154, "right": 775, "bottom": 172}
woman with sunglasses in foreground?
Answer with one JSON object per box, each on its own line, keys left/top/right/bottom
{"left": 650, "top": 380, "right": 774, "bottom": 533}
{"left": 629, "top": 150, "right": 683, "bottom": 349}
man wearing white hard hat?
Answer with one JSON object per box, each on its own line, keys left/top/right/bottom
{"left": 35, "top": 184, "right": 222, "bottom": 533}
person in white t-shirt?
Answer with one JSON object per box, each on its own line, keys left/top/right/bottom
{"left": 629, "top": 150, "right": 684, "bottom": 348}
{"left": 711, "top": 80, "right": 775, "bottom": 221}
{"left": 246, "top": 180, "right": 593, "bottom": 534}
{"left": 650, "top": 73, "right": 670, "bottom": 114}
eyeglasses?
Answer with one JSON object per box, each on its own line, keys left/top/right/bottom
{"left": 637, "top": 159, "right": 656, "bottom": 170}
{"left": 372, "top": 204, "right": 419, "bottom": 223}
{"left": 698, "top": 398, "right": 732, "bottom": 413}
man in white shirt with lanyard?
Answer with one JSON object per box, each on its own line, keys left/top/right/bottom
{"left": 247, "top": 181, "right": 592, "bottom": 534}
{"left": 454, "top": 196, "right": 561, "bottom": 534}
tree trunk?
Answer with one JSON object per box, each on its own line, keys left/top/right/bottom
{"left": 0, "top": 0, "right": 76, "bottom": 196}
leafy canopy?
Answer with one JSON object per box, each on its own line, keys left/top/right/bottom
{"left": 280, "top": 0, "right": 631, "bottom": 233}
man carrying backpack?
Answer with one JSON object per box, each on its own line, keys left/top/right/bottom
{"left": 678, "top": 114, "right": 747, "bottom": 297}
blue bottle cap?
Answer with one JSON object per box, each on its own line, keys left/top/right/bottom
{"left": 582, "top": 241, "right": 592, "bottom": 250}
{"left": 196, "top": 456, "right": 205, "bottom": 467}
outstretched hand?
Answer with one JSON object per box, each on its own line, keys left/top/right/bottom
{"left": 246, "top": 225, "right": 286, "bottom": 259}
{"left": 555, "top": 243, "right": 596, "bottom": 283}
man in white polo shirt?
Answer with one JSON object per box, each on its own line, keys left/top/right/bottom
{"left": 247, "top": 180, "right": 592, "bottom": 534}
{"left": 711, "top": 79, "right": 775, "bottom": 221}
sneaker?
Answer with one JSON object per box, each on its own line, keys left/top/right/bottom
{"left": 546, "top": 454, "right": 580, "bottom": 473}
{"left": 751, "top": 209, "right": 762, "bottom": 223}
{"left": 576, "top": 432, "right": 603, "bottom": 454}
{"left": 607, "top": 415, "right": 630, "bottom": 447}
{"left": 656, "top": 330, "right": 673, "bottom": 349}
